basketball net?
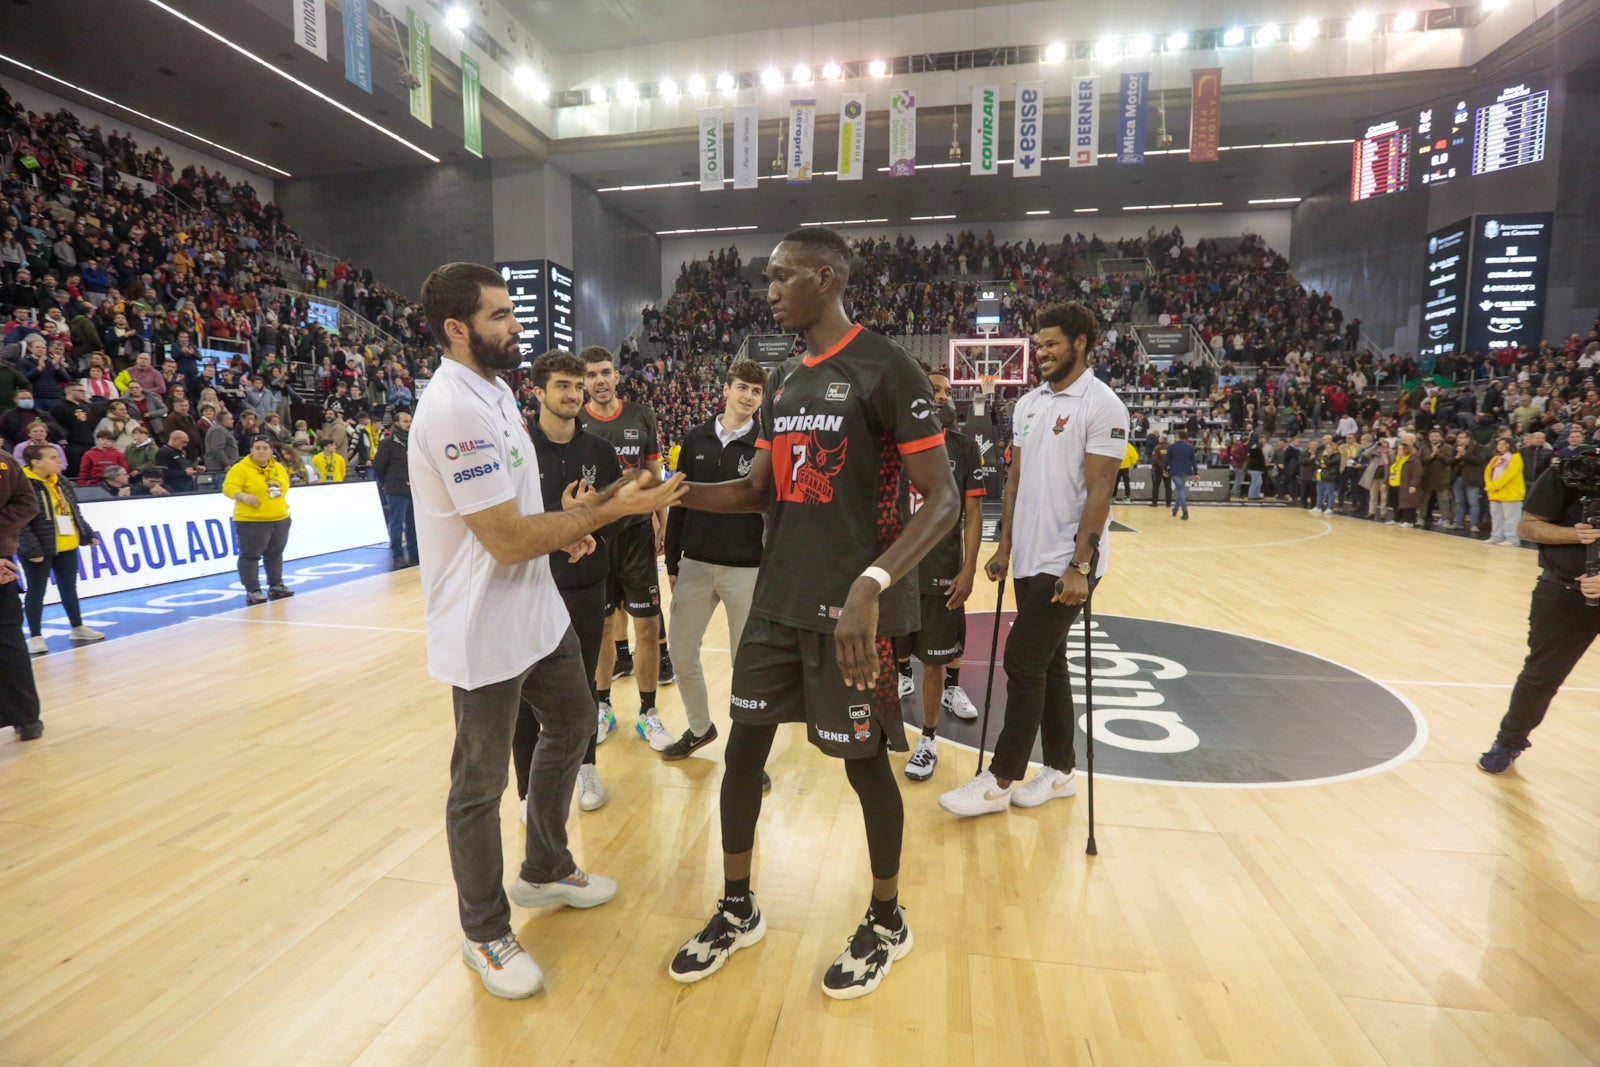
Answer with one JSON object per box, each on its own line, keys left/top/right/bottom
{"left": 979, "top": 374, "right": 999, "bottom": 397}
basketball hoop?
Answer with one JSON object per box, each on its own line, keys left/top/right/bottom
{"left": 979, "top": 374, "right": 999, "bottom": 396}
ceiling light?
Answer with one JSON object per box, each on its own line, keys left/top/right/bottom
{"left": 444, "top": 5, "right": 469, "bottom": 31}
{"left": 1026, "top": 210, "right": 1051, "bottom": 216}
{"left": 1482, "top": 0, "right": 1506, "bottom": 9}
{"left": 615, "top": 81, "right": 637, "bottom": 102}
{"left": 659, "top": 78, "right": 678, "bottom": 98}
{"left": 716, "top": 72, "right": 735, "bottom": 92}
{"left": 513, "top": 65, "right": 535, "bottom": 91}
{"left": 1254, "top": 24, "right": 1281, "bottom": 44}
{"left": 1128, "top": 34, "right": 1153, "bottom": 56}
{"left": 687, "top": 74, "right": 706, "bottom": 94}
{"left": 590, "top": 86, "right": 608, "bottom": 104}
{"left": 868, "top": 59, "right": 888, "bottom": 77}
{"left": 1043, "top": 42, "right": 1067, "bottom": 63}
{"left": 1165, "top": 31, "right": 1189, "bottom": 50}
{"left": 793, "top": 65, "right": 812, "bottom": 84}
{"left": 822, "top": 62, "right": 842, "bottom": 80}
{"left": 761, "top": 67, "right": 783, "bottom": 88}
{"left": 1222, "top": 27, "right": 1246, "bottom": 45}
{"left": 1392, "top": 11, "right": 1418, "bottom": 30}
{"left": 1293, "top": 19, "right": 1320, "bottom": 42}
{"left": 1094, "top": 38, "right": 1120, "bottom": 60}
{"left": 1346, "top": 11, "right": 1376, "bottom": 36}
{"left": 1074, "top": 207, "right": 1099, "bottom": 213}
{"left": 133, "top": 0, "right": 437, "bottom": 163}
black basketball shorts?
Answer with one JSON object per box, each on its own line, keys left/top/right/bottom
{"left": 729, "top": 616, "right": 910, "bottom": 758}
{"left": 604, "top": 521, "right": 660, "bottom": 617}
{"left": 910, "top": 594, "right": 965, "bottom": 665}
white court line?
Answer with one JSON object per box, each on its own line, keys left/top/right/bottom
{"left": 1115, "top": 518, "right": 1334, "bottom": 553}
{"left": 209, "top": 616, "right": 425, "bottom": 635}
{"left": 1378, "top": 679, "right": 1600, "bottom": 692}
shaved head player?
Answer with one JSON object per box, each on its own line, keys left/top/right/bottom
{"left": 667, "top": 227, "right": 961, "bottom": 999}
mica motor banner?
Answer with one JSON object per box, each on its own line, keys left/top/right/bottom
{"left": 1117, "top": 72, "right": 1148, "bottom": 164}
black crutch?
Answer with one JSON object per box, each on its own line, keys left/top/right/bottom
{"left": 1076, "top": 533, "right": 1103, "bottom": 855}
{"left": 976, "top": 564, "right": 1008, "bottom": 773}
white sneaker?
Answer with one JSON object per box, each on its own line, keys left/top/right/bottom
{"left": 69, "top": 626, "right": 105, "bottom": 642}
{"left": 27, "top": 636, "right": 47, "bottom": 655}
{"left": 1011, "top": 767, "right": 1078, "bottom": 808}
{"left": 904, "top": 734, "right": 938, "bottom": 781}
{"left": 596, "top": 700, "right": 616, "bottom": 744}
{"left": 940, "top": 685, "right": 979, "bottom": 721}
{"left": 509, "top": 868, "right": 618, "bottom": 909}
{"left": 898, "top": 672, "right": 915, "bottom": 699}
{"left": 937, "top": 770, "right": 1014, "bottom": 817}
{"left": 577, "top": 763, "right": 605, "bottom": 811}
{"left": 635, "top": 712, "right": 672, "bottom": 751}
{"left": 462, "top": 934, "right": 543, "bottom": 999}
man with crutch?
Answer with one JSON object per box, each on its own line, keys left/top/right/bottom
{"left": 939, "top": 302, "right": 1128, "bottom": 817}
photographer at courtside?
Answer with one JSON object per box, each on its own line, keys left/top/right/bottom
{"left": 1479, "top": 444, "right": 1600, "bottom": 774}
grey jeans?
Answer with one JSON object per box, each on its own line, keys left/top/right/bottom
{"left": 447, "top": 627, "right": 593, "bottom": 942}
{"left": 235, "top": 518, "right": 290, "bottom": 592}
{"left": 667, "top": 559, "right": 758, "bottom": 735}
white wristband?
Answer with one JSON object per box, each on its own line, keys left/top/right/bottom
{"left": 860, "top": 566, "right": 892, "bottom": 591}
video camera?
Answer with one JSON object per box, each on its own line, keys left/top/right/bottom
{"left": 1558, "top": 445, "right": 1600, "bottom": 608}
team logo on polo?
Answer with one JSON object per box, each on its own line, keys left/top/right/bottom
{"left": 912, "top": 613, "right": 1424, "bottom": 787}
{"left": 1053, "top": 415, "right": 1069, "bottom": 435}
{"left": 445, "top": 438, "right": 494, "bottom": 461}
{"left": 826, "top": 382, "right": 851, "bottom": 401}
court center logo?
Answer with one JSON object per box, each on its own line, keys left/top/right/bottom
{"left": 914, "top": 612, "right": 1425, "bottom": 787}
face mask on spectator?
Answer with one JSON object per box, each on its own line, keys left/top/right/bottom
{"left": 17, "top": 399, "right": 34, "bottom": 409}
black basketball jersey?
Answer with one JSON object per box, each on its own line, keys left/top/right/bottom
{"left": 904, "top": 427, "right": 994, "bottom": 593}
{"left": 578, "top": 398, "right": 661, "bottom": 527}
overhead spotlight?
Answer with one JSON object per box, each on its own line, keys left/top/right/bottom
{"left": 532, "top": 78, "right": 548, "bottom": 101}
{"left": 513, "top": 65, "right": 535, "bottom": 91}
{"left": 1043, "top": 41, "right": 1067, "bottom": 63}
{"left": 1222, "top": 27, "right": 1246, "bottom": 46}
{"left": 1165, "top": 31, "right": 1189, "bottom": 50}
{"left": 761, "top": 67, "right": 783, "bottom": 88}
{"left": 1482, "top": 0, "right": 1506, "bottom": 10}
{"left": 1094, "top": 38, "right": 1120, "bottom": 60}
{"left": 1346, "top": 11, "right": 1376, "bottom": 36}
{"left": 1392, "top": 10, "right": 1418, "bottom": 30}
{"left": 822, "top": 62, "right": 842, "bottom": 80}
{"left": 715, "top": 72, "right": 735, "bottom": 92}
{"left": 590, "top": 86, "right": 608, "bottom": 105}
{"left": 1293, "top": 18, "right": 1320, "bottom": 42}
{"left": 1128, "top": 34, "right": 1153, "bottom": 56}
{"left": 659, "top": 78, "right": 678, "bottom": 98}
{"left": 793, "top": 65, "right": 812, "bottom": 84}
{"left": 1254, "top": 23, "right": 1281, "bottom": 44}
{"left": 444, "top": 5, "right": 469, "bottom": 31}
{"left": 686, "top": 74, "right": 706, "bottom": 94}
{"left": 615, "top": 81, "right": 637, "bottom": 102}
{"left": 868, "top": 58, "right": 888, "bottom": 77}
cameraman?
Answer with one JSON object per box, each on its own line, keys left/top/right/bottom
{"left": 1479, "top": 445, "right": 1600, "bottom": 774}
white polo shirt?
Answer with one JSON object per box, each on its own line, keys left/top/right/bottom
{"left": 408, "top": 358, "right": 569, "bottom": 690}
{"left": 1011, "top": 373, "right": 1130, "bottom": 580}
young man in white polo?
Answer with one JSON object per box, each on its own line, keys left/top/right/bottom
{"left": 939, "top": 301, "right": 1128, "bottom": 817}
{"left": 410, "top": 262, "right": 687, "bottom": 999}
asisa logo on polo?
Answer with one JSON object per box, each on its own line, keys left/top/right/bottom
{"left": 452, "top": 461, "right": 501, "bottom": 484}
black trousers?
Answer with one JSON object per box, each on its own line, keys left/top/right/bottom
{"left": 1496, "top": 576, "right": 1600, "bottom": 749}
{"left": 0, "top": 581, "right": 41, "bottom": 729}
{"left": 1149, "top": 472, "right": 1171, "bottom": 507}
{"left": 22, "top": 549, "right": 82, "bottom": 635}
{"left": 989, "top": 574, "right": 1085, "bottom": 782}
{"left": 236, "top": 518, "right": 291, "bottom": 592}
{"left": 514, "top": 579, "right": 604, "bottom": 796}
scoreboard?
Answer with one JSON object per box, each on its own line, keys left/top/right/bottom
{"left": 1415, "top": 98, "right": 1471, "bottom": 187}
{"left": 1350, "top": 122, "right": 1411, "bottom": 202}
{"left": 496, "top": 259, "right": 580, "bottom": 365}
{"left": 1418, "top": 219, "right": 1470, "bottom": 360}
{"left": 1472, "top": 83, "right": 1549, "bottom": 176}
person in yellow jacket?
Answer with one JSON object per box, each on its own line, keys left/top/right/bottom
{"left": 18, "top": 443, "right": 105, "bottom": 654}
{"left": 1115, "top": 440, "right": 1138, "bottom": 502}
{"left": 1483, "top": 437, "right": 1526, "bottom": 546}
{"left": 310, "top": 439, "right": 347, "bottom": 483}
{"left": 223, "top": 437, "right": 295, "bottom": 605}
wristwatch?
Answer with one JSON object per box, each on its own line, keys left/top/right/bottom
{"left": 1068, "top": 560, "right": 1092, "bottom": 576}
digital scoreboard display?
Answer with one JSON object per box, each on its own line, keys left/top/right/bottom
{"left": 1418, "top": 219, "right": 1470, "bottom": 360}
{"left": 1415, "top": 98, "right": 1471, "bottom": 187}
{"left": 1472, "top": 82, "right": 1549, "bottom": 177}
{"left": 976, "top": 288, "right": 1002, "bottom": 326}
{"left": 496, "top": 259, "right": 579, "bottom": 364}
{"left": 546, "top": 261, "right": 576, "bottom": 349}
{"left": 1350, "top": 123, "right": 1411, "bottom": 202}
{"left": 1463, "top": 212, "right": 1552, "bottom": 354}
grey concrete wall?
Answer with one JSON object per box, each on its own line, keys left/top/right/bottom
{"left": 570, "top": 182, "right": 660, "bottom": 352}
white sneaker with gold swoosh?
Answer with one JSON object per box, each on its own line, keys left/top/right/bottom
{"left": 937, "top": 770, "right": 1015, "bottom": 817}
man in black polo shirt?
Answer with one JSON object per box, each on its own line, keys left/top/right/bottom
{"left": 577, "top": 347, "right": 675, "bottom": 748}
{"left": 154, "top": 429, "right": 198, "bottom": 492}
{"left": 660, "top": 359, "right": 766, "bottom": 760}
{"left": 519, "top": 350, "right": 625, "bottom": 811}
{"left": 667, "top": 226, "right": 959, "bottom": 1000}
{"left": 1478, "top": 446, "right": 1600, "bottom": 774}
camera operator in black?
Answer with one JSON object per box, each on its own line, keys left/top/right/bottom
{"left": 1478, "top": 444, "right": 1600, "bottom": 774}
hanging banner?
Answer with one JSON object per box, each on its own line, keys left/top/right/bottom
{"left": 837, "top": 94, "right": 867, "bottom": 181}
{"left": 1190, "top": 67, "right": 1223, "bottom": 162}
{"left": 733, "top": 104, "right": 759, "bottom": 189}
{"left": 1071, "top": 76, "right": 1099, "bottom": 167}
{"left": 971, "top": 85, "right": 999, "bottom": 175}
{"left": 407, "top": 8, "right": 432, "bottom": 127}
{"left": 292, "top": 0, "right": 328, "bottom": 60}
{"left": 462, "top": 54, "right": 482, "bottom": 157}
{"left": 1117, "top": 72, "right": 1148, "bottom": 164}
{"left": 699, "top": 108, "right": 723, "bottom": 191}
{"left": 888, "top": 88, "right": 917, "bottom": 176}
{"left": 342, "top": 0, "right": 372, "bottom": 93}
{"left": 788, "top": 99, "right": 816, "bottom": 183}
{"left": 1014, "top": 81, "right": 1043, "bottom": 178}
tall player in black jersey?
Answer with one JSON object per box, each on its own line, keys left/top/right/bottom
{"left": 667, "top": 227, "right": 960, "bottom": 1000}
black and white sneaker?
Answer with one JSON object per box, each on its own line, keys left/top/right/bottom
{"left": 669, "top": 897, "right": 766, "bottom": 983}
{"left": 821, "top": 907, "right": 914, "bottom": 1000}
{"left": 904, "top": 734, "right": 938, "bottom": 781}
{"left": 611, "top": 652, "right": 634, "bottom": 680}
{"left": 658, "top": 649, "right": 677, "bottom": 685}
{"left": 661, "top": 722, "right": 718, "bottom": 762}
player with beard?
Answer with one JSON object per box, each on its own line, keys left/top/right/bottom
{"left": 667, "top": 227, "right": 960, "bottom": 1000}
{"left": 410, "top": 263, "right": 686, "bottom": 999}
{"left": 939, "top": 301, "right": 1129, "bottom": 818}
{"left": 901, "top": 369, "right": 994, "bottom": 782}
{"left": 577, "top": 348, "right": 677, "bottom": 752}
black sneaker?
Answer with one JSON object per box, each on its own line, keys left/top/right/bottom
{"left": 1477, "top": 741, "right": 1523, "bottom": 774}
{"left": 821, "top": 907, "right": 914, "bottom": 1000}
{"left": 611, "top": 652, "right": 635, "bottom": 680}
{"left": 17, "top": 721, "right": 44, "bottom": 741}
{"left": 668, "top": 897, "right": 766, "bottom": 983}
{"left": 661, "top": 723, "right": 718, "bottom": 762}
{"left": 658, "top": 650, "right": 677, "bottom": 685}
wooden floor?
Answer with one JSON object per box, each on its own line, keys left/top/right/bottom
{"left": 2, "top": 507, "right": 1598, "bottom": 1067}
